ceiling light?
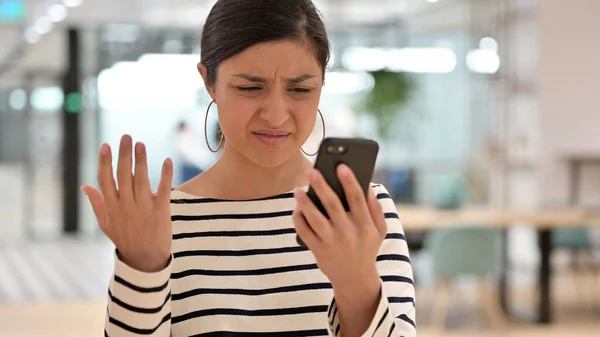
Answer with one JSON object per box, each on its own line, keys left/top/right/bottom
{"left": 467, "top": 49, "right": 500, "bottom": 74}
{"left": 24, "top": 27, "right": 40, "bottom": 44}
{"left": 34, "top": 16, "right": 53, "bottom": 35}
{"left": 386, "top": 0, "right": 408, "bottom": 12}
{"left": 342, "top": 47, "right": 457, "bottom": 74}
{"left": 137, "top": 54, "right": 199, "bottom": 69}
{"left": 48, "top": 4, "right": 67, "bottom": 22}
{"left": 479, "top": 37, "right": 499, "bottom": 52}
{"left": 425, "top": 0, "right": 440, "bottom": 3}
{"left": 342, "top": 47, "right": 388, "bottom": 71}
{"left": 31, "top": 87, "right": 65, "bottom": 112}
{"left": 62, "top": 0, "right": 83, "bottom": 8}
{"left": 387, "top": 48, "right": 457, "bottom": 73}
{"left": 9, "top": 89, "right": 27, "bottom": 110}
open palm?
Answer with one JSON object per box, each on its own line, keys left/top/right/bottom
{"left": 81, "top": 135, "right": 173, "bottom": 272}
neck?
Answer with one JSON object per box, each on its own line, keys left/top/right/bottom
{"left": 207, "top": 143, "right": 313, "bottom": 199}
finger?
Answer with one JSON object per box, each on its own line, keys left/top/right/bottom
{"left": 97, "top": 144, "right": 118, "bottom": 206}
{"left": 133, "top": 142, "right": 152, "bottom": 203}
{"left": 367, "top": 188, "right": 388, "bottom": 239}
{"left": 155, "top": 158, "right": 174, "bottom": 207}
{"left": 117, "top": 135, "right": 134, "bottom": 203}
{"left": 307, "top": 169, "right": 348, "bottom": 226}
{"left": 294, "top": 188, "right": 333, "bottom": 241}
{"left": 81, "top": 185, "right": 109, "bottom": 231}
{"left": 292, "top": 208, "right": 319, "bottom": 249}
{"left": 337, "top": 164, "right": 371, "bottom": 225}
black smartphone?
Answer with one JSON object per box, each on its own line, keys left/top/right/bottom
{"left": 297, "top": 137, "right": 379, "bottom": 247}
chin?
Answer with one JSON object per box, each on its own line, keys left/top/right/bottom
{"left": 249, "top": 139, "right": 303, "bottom": 168}
{"left": 249, "top": 147, "right": 299, "bottom": 168}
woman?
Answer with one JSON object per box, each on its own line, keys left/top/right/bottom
{"left": 81, "top": 0, "right": 416, "bottom": 336}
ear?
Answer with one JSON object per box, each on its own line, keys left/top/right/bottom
{"left": 197, "top": 63, "right": 216, "bottom": 102}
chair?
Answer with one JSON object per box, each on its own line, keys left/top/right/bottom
{"left": 553, "top": 227, "right": 593, "bottom": 250}
{"left": 425, "top": 227, "right": 508, "bottom": 329}
{"left": 552, "top": 227, "right": 598, "bottom": 311}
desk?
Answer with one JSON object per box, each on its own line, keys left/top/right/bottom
{"left": 395, "top": 206, "right": 599, "bottom": 324}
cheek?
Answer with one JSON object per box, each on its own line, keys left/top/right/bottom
{"left": 214, "top": 93, "right": 258, "bottom": 135}
{"left": 293, "top": 94, "right": 321, "bottom": 124}
{"left": 290, "top": 104, "right": 320, "bottom": 141}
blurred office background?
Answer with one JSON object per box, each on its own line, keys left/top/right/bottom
{"left": 1, "top": 0, "right": 599, "bottom": 336}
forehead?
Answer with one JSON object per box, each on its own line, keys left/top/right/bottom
{"left": 218, "top": 40, "right": 322, "bottom": 78}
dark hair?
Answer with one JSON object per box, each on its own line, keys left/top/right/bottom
{"left": 200, "top": 0, "right": 330, "bottom": 85}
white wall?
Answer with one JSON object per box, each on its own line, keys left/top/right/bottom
{"left": 538, "top": 0, "right": 600, "bottom": 206}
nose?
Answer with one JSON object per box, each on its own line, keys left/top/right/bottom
{"left": 259, "top": 92, "right": 290, "bottom": 127}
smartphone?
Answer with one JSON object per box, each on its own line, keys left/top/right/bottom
{"left": 297, "top": 137, "right": 379, "bottom": 247}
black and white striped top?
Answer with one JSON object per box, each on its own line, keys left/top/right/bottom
{"left": 104, "top": 184, "right": 416, "bottom": 337}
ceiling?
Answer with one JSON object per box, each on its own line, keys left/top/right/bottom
{"left": 23, "top": 0, "right": 463, "bottom": 27}
{"left": 0, "top": 0, "right": 473, "bottom": 85}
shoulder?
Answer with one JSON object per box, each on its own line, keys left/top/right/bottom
{"left": 170, "top": 189, "right": 199, "bottom": 203}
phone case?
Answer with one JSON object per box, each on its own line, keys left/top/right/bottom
{"left": 297, "top": 138, "right": 379, "bottom": 247}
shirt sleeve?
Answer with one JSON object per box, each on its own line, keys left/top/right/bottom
{"left": 327, "top": 184, "right": 417, "bottom": 337}
{"left": 104, "top": 250, "right": 173, "bottom": 337}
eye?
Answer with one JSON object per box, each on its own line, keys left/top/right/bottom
{"left": 237, "top": 86, "right": 262, "bottom": 92}
{"left": 289, "top": 87, "right": 312, "bottom": 93}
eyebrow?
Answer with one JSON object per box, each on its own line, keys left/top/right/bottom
{"left": 231, "top": 73, "right": 317, "bottom": 84}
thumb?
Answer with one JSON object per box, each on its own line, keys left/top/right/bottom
{"left": 81, "top": 185, "right": 108, "bottom": 229}
{"left": 367, "top": 187, "right": 388, "bottom": 239}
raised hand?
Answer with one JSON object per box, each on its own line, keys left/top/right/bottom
{"left": 81, "top": 135, "right": 174, "bottom": 272}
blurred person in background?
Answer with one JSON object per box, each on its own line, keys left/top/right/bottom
{"left": 213, "top": 120, "right": 224, "bottom": 155}
{"left": 81, "top": 0, "right": 415, "bottom": 336}
{"left": 176, "top": 121, "right": 206, "bottom": 182}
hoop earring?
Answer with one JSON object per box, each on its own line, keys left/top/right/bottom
{"left": 301, "top": 109, "right": 326, "bottom": 157}
{"left": 204, "top": 100, "right": 224, "bottom": 153}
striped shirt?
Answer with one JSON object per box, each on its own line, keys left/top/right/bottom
{"left": 104, "top": 184, "right": 416, "bottom": 337}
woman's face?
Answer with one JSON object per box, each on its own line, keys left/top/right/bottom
{"left": 199, "top": 40, "right": 323, "bottom": 167}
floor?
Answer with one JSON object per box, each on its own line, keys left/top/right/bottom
{"left": 0, "top": 238, "right": 599, "bottom": 336}
{"left": 0, "top": 300, "right": 106, "bottom": 337}
{"left": 0, "top": 237, "right": 113, "bottom": 302}
{"left": 0, "top": 299, "right": 599, "bottom": 337}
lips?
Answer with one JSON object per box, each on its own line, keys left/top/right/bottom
{"left": 253, "top": 130, "right": 291, "bottom": 146}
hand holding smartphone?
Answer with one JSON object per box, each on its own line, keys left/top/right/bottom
{"left": 297, "top": 137, "right": 379, "bottom": 247}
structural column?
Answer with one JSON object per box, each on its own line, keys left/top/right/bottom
{"left": 62, "top": 27, "right": 81, "bottom": 233}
